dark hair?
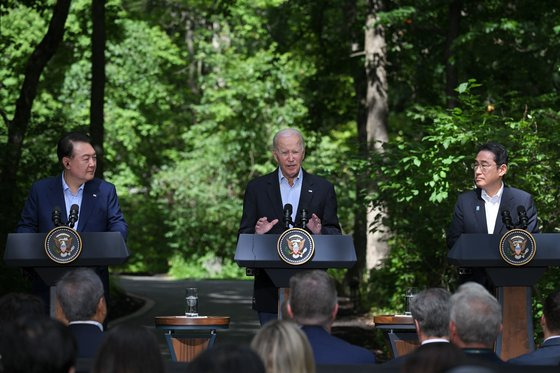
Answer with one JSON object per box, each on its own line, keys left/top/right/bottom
{"left": 0, "top": 314, "right": 76, "bottom": 373}
{"left": 543, "top": 289, "right": 560, "bottom": 332}
{"left": 410, "top": 288, "right": 451, "bottom": 338}
{"left": 186, "top": 344, "right": 265, "bottom": 373}
{"left": 477, "top": 142, "right": 508, "bottom": 166}
{"left": 0, "top": 292, "right": 45, "bottom": 323}
{"left": 93, "top": 324, "right": 164, "bottom": 373}
{"left": 57, "top": 131, "right": 93, "bottom": 163}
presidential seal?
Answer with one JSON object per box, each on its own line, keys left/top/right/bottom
{"left": 44, "top": 226, "right": 82, "bottom": 264}
{"left": 499, "top": 229, "right": 536, "bottom": 266}
{"left": 277, "top": 228, "right": 315, "bottom": 265}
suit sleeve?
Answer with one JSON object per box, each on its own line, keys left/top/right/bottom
{"left": 16, "top": 183, "right": 40, "bottom": 233}
{"left": 320, "top": 182, "right": 341, "bottom": 235}
{"left": 106, "top": 184, "right": 128, "bottom": 240}
{"left": 238, "top": 181, "right": 257, "bottom": 235}
{"left": 446, "top": 197, "right": 464, "bottom": 249}
{"left": 525, "top": 194, "right": 539, "bottom": 233}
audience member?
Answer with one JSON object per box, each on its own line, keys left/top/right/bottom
{"left": 449, "top": 282, "right": 505, "bottom": 365}
{"left": 0, "top": 292, "right": 45, "bottom": 323}
{"left": 251, "top": 319, "right": 315, "bottom": 373}
{"left": 402, "top": 342, "right": 467, "bottom": 373}
{"left": 0, "top": 314, "right": 76, "bottom": 373}
{"left": 509, "top": 288, "right": 560, "bottom": 365}
{"left": 185, "top": 343, "right": 266, "bottom": 373}
{"left": 384, "top": 288, "right": 454, "bottom": 368}
{"left": 287, "top": 270, "right": 376, "bottom": 365}
{"left": 93, "top": 324, "right": 165, "bottom": 373}
{"left": 55, "top": 268, "right": 107, "bottom": 358}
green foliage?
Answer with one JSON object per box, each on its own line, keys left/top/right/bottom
{"left": 168, "top": 252, "right": 245, "bottom": 279}
{"left": 366, "top": 81, "right": 560, "bottom": 312}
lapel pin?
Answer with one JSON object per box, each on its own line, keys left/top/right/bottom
{"left": 93, "top": 194, "right": 97, "bottom": 198}
{"left": 308, "top": 190, "right": 313, "bottom": 193}
{"left": 476, "top": 206, "right": 480, "bottom": 211}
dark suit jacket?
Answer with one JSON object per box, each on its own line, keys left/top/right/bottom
{"left": 17, "top": 175, "right": 128, "bottom": 238}
{"left": 16, "top": 175, "right": 128, "bottom": 312}
{"left": 508, "top": 337, "right": 560, "bottom": 366}
{"left": 382, "top": 341, "right": 450, "bottom": 368}
{"left": 447, "top": 186, "right": 538, "bottom": 249}
{"left": 68, "top": 323, "right": 105, "bottom": 358}
{"left": 302, "top": 325, "right": 375, "bottom": 365}
{"left": 463, "top": 348, "right": 507, "bottom": 365}
{"left": 239, "top": 168, "right": 341, "bottom": 312}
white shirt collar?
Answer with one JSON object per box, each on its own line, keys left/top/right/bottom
{"left": 481, "top": 182, "right": 504, "bottom": 203}
{"left": 68, "top": 320, "right": 103, "bottom": 331}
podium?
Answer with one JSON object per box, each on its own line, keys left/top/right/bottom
{"left": 448, "top": 233, "right": 560, "bottom": 360}
{"left": 235, "top": 233, "right": 356, "bottom": 314}
{"left": 4, "top": 232, "right": 129, "bottom": 313}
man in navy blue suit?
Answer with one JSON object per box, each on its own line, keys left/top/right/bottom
{"left": 239, "top": 128, "right": 341, "bottom": 325}
{"left": 287, "top": 270, "right": 375, "bottom": 365}
{"left": 55, "top": 268, "right": 107, "bottom": 358}
{"left": 509, "top": 289, "right": 560, "bottom": 365}
{"left": 384, "top": 288, "right": 453, "bottom": 368}
{"left": 16, "top": 131, "right": 128, "bottom": 310}
{"left": 447, "top": 142, "right": 538, "bottom": 288}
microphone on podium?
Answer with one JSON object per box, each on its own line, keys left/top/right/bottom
{"left": 517, "top": 206, "right": 529, "bottom": 230}
{"left": 68, "top": 204, "right": 79, "bottom": 229}
{"left": 52, "top": 206, "right": 62, "bottom": 227}
{"left": 501, "top": 209, "right": 514, "bottom": 230}
{"left": 283, "top": 204, "right": 293, "bottom": 229}
{"left": 301, "top": 208, "right": 309, "bottom": 228}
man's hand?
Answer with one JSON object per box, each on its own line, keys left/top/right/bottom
{"left": 255, "top": 217, "right": 279, "bottom": 234}
{"left": 306, "top": 213, "right": 322, "bottom": 235}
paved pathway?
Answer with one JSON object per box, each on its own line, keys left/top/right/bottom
{"left": 110, "top": 275, "right": 260, "bottom": 359}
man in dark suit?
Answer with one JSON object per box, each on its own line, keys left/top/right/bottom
{"left": 449, "top": 282, "right": 506, "bottom": 365}
{"left": 384, "top": 288, "right": 453, "bottom": 368}
{"left": 447, "top": 142, "right": 538, "bottom": 287}
{"left": 287, "top": 270, "right": 375, "bottom": 365}
{"left": 509, "top": 289, "right": 560, "bottom": 365}
{"left": 16, "top": 131, "right": 128, "bottom": 311}
{"left": 55, "top": 268, "right": 107, "bottom": 358}
{"left": 239, "top": 128, "right": 341, "bottom": 324}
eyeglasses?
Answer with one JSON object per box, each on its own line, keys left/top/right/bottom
{"left": 471, "top": 162, "right": 498, "bottom": 173}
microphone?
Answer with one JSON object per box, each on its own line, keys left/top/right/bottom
{"left": 501, "top": 209, "right": 514, "bottom": 230}
{"left": 283, "top": 204, "right": 293, "bottom": 229}
{"left": 301, "top": 208, "right": 309, "bottom": 228}
{"left": 517, "top": 206, "right": 529, "bottom": 230}
{"left": 68, "top": 204, "right": 79, "bottom": 229}
{"left": 52, "top": 206, "right": 62, "bottom": 227}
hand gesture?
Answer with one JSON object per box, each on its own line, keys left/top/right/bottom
{"left": 255, "top": 217, "right": 279, "bottom": 234}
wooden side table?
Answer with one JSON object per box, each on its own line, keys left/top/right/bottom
{"left": 374, "top": 314, "right": 419, "bottom": 359}
{"left": 155, "top": 316, "right": 230, "bottom": 362}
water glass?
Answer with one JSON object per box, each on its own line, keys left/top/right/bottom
{"left": 185, "top": 287, "right": 199, "bottom": 317}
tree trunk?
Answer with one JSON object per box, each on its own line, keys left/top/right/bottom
{"left": 0, "top": 0, "right": 71, "bottom": 242}
{"left": 365, "top": 0, "right": 390, "bottom": 270}
{"left": 444, "top": 0, "right": 462, "bottom": 108}
{"left": 91, "top": 0, "right": 106, "bottom": 178}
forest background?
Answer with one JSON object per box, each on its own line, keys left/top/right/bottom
{"left": 1, "top": 0, "right": 560, "bottom": 318}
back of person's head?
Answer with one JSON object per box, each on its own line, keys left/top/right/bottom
{"left": 402, "top": 342, "right": 466, "bottom": 373}
{"left": 0, "top": 292, "right": 45, "bottom": 323}
{"left": 93, "top": 324, "right": 164, "bottom": 373}
{"left": 410, "top": 288, "right": 451, "bottom": 338}
{"left": 55, "top": 268, "right": 105, "bottom": 322}
{"left": 450, "top": 282, "right": 502, "bottom": 347}
{"left": 186, "top": 343, "right": 265, "bottom": 373}
{"left": 251, "top": 320, "right": 315, "bottom": 373}
{"left": 0, "top": 314, "right": 76, "bottom": 373}
{"left": 543, "top": 288, "right": 560, "bottom": 333}
{"left": 289, "top": 270, "right": 337, "bottom": 326}
{"left": 57, "top": 131, "right": 94, "bottom": 163}
{"left": 477, "top": 142, "right": 508, "bottom": 166}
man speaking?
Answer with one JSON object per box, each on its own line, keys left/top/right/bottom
{"left": 239, "top": 128, "right": 341, "bottom": 325}
{"left": 16, "top": 131, "right": 128, "bottom": 312}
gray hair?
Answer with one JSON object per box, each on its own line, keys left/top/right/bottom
{"left": 55, "top": 268, "right": 104, "bottom": 321}
{"left": 289, "top": 270, "right": 336, "bottom": 326}
{"left": 450, "top": 282, "right": 502, "bottom": 347}
{"left": 410, "top": 288, "right": 451, "bottom": 338}
{"left": 272, "top": 128, "right": 305, "bottom": 152}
